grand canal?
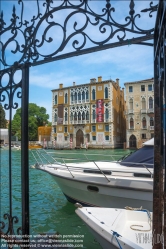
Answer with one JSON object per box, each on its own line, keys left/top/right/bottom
{"left": 0, "top": 148, "right": 133, "bottom": 249}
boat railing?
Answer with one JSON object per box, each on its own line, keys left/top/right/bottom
{"left": 30, "top": 149, "right": 128, "bottom": 165}
{"left": 61, "top": 158, "right": 75, "bottom": 178}
{"left": 30, "top": 149, "right": 60, "bottom": 167}
{"left": 43, "top": 162, "right": 154, "bottom": 180}
{"left": 30, "top": 149, "right": 153, "bottom": 180}
{"left": 83, "top": 154, "right": 110, "bottom": 182}
{"left": 92, "top": 161, "right": 111, "bottom": 182}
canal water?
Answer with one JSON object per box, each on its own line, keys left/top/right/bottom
{"left": 0, "top": 148, "right": 133, "bottom": 249}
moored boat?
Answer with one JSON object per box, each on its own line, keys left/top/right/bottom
{"left": 75, "top": 205, "right": 152, "bottom": 249}
{"left": 35, "top": 138, "right": 153, "bottom": 211}
{"left": 29, "top": 143, "right": 43, "bottom": 149}
{"left": 33, "top": 138, "right": 154, "bottom": 210}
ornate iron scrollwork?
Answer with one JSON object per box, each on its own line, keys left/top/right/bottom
{"left": 0, "top": 213, "right": 24, "bottom": 248}
{"left": 0, "top": 0, "right": 157, "bottom": 67}
{"left": 0, "top": 64, "right": 22, "bottom": 111}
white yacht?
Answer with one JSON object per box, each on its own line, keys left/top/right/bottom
{"left": 33, "top": 139, "right": 154, "bottom": 210}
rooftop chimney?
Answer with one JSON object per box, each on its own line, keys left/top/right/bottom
{"left": 98, "top": 76, "right": 102, "bottom": 82}
{"left": 90, "top": 78, "right": 96, "bottom": 83}
{"left": 73, "top": 82, "right": 76, "bottom": 86}
{"left": 116, "top": 78, "right": 119, "bottom": 85}
{"left": 59, "top": 83, "right": 63, "bottom": 88}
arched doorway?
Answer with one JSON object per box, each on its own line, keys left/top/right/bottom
{"left": 76, "top": 129, "right": 84, "bottom": 147}
{"left": 129, "top": 135, "right": 137, "bottom": 148}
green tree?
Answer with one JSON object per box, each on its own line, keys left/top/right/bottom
{"left": 0, "top": 103, "right": 7, "bottom": 128}
{"left": 11, "top": 103, "right": 50, "bottom": 141}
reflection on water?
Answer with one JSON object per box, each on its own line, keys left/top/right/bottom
{"left": 0, "top": 148, "right": 132, "bottom": 249}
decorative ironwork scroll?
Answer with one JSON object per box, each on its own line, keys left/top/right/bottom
{"left": 153, "top": 0, "right": 166, "bottom": 248}
{"left": 0, "top": 0, "right": 157, "bottom": 68}
{"left": 0, "top": 63, "right": 30, "bottom": 248}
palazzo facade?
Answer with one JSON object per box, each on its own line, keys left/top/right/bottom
{"left": 124, "top": 78, "right": 154, "bottom": 148}
{"left": 51, "top": 76, "right": 126, "bottom": 148}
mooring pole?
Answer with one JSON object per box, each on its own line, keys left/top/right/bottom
{"left": 153, "top": 1, "right": 165, "bottom": 248}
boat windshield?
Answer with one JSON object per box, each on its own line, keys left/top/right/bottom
{"left": 120, "top": 145, "right": 154, "bottom": 168}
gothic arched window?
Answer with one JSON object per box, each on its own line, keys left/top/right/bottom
{"left": 82, "top": 91, "right": 85, "bottom": 101}
{"left": 129, "top": 99, "right": 133, "bottom": 110}
{"left": 142, "top": 98, "right": 146, "bottom": 110}
{"left": 150, "top": 117, "right": 154, "bottom": 126}
{"left": 82, "top": 111, "right": 85, "bottom": 120}
{"left": 130, "top": 118, "right": 134, "bottom": 129}
{"left": 74, "top": 112, "right": 77, "bottom": 121}
{"left": 65, "top": 93, "right": 68, "bottom": 104}
{"left": 92, "top": 110, "right": 96, "bottom": 120}
{"left": 55, "top": 95, "right": 57, "bottom": 105}
{"left": 65, "top": 112, "right": 68, "bottom": 121}
{"left": 54, "top": 113, "right": 57, "bottom": 122}
{"left": 92, "top": 89, "right": 95, "bottom": 100}
{"left": 78, "top": 112, "right": 81, "bottom": 120}
{"left": 86, "top": 91, "right": 89, "bottom": 101}
{"left": 78, "top": 91, "right": 81, "bottom": 101}
{"left": 70, "top": 113, "right": 73, "bottom": 121}
{"left": 86, "top": 111, "right": 89, "bottom": 120}
{"left": 105, "top": 87, "right": 108, "bottom": 98}
{"left": 75, "top": 92, "right": 77, "bottom": 102}
{"left": 149, "top": 97, "right": 153, "bottom": 109}
{"left": 142, "top": 117, "right": 146, "bottom": 129}
{"left": 105, "top": 109, "right": 109, "bottom": 120}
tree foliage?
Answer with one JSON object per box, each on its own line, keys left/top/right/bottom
{"left": 0, "top": 103, "right": 7, "bottom": 128}
{"left": 11, "top": 103, "right": 50, "bottom": 141}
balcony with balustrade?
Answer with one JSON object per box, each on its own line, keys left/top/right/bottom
{"left": 148, "top": 108, "right": 154, "bottom": 113}
{"left": 128, "top": 109, "right": 134, "bottom": 114}
{"left": 141, "top": 109, "right": 147, "bottom": 114}
{"left": 70, "top": 119, "right": 90, "bottom": 125}
{"left": 70, "top": 99, "right": 89, "bottom": 105}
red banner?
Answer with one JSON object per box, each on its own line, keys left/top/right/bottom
{"left": 96, "top": 99, "right": 104, "bottom": 122}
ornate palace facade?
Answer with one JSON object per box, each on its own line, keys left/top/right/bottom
{"left": 51, "top": 76, "right": 126, "bottom": 148}
{"left": 124, "top": 78, "right": 154, "bottom": 148}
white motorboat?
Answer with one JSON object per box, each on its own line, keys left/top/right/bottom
{"left": 0, "top": 144, "right": 21, "bottom": 150}
{"left": 33, "top": 139, "right": 154, "bottom": 210}
{"left": 75, "top": 205, "right": 152, "bottom": 249}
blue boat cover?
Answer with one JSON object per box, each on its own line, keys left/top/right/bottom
{"left": 120, "top": 145, "right": 154, "bottom": 168}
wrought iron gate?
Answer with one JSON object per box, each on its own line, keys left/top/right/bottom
{"left": 0, "top": 0, "right": 164, "bottom": 248}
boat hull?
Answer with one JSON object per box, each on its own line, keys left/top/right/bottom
{"left": 50, "top": 173, "right": 153, "bottom": 210}
{"left": 76, "top": 207, "right": 152, "bottom": 249}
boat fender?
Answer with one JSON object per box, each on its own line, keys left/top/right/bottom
{"left": 111, "top": 230, "right": 123, "bottom": 249}
{"left": 35, "top": 163, "right": 40, "bottom": 168}
{"left": 75, "top": 203, "right": 83, "bottom": 208}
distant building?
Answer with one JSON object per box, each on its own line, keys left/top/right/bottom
{"left": 124, "top": 78, "right": 154, "bottom": 148}
{"left": 51, "top": 76, "right": 126, "bottom": 148}
{"left": 0, "top": 129, "right": 9, "bottom": 144}
{"left": 38, "top": 126, "right": 52, "bottom": 142}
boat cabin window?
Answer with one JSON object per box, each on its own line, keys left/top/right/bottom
{"left": 134, "top": 173, "right": 152, "bottom": 178}
{"left": 87, "top": 186, "right": 99, "bottom": 192}
{"left": 84, "top": 169, "right": 112, "bottom": 175}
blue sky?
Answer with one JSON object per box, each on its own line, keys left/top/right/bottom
{"left": 0, "top": 0, "right": 157, "bottom": 121}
